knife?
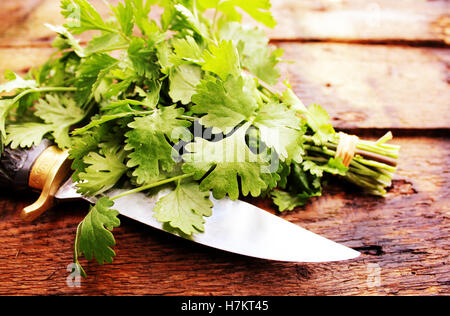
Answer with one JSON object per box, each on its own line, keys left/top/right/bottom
{"left": 1, "top": 141, "right": 360, "bottom": 262}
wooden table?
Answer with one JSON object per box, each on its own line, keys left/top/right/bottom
{"left": 0, "top": 0, "right": 448, "bottom": 296}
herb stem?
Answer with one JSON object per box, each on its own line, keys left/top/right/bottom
{"left": 73, "top": 222, "right": 87, "bottom": 278}
{"left": 110, "top": 173, "right": 195, "bottom": 201}
{"left": 92, "top": 45, "right": 130, "bottom": 54}
{"left": 181, "top": 115, "right": 197, "bottom": 121}
{"left": 13, "top": 86, "right": 77, "bottom": 103}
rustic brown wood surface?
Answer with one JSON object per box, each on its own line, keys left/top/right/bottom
{"left": 0, "top": 0, "right": 449, "bottom": 46}
{"left": 0, "top": 137, "right": 448, "bottom": 295}
{"left": 0, "top": 0, "right": 449, "bottom": 296}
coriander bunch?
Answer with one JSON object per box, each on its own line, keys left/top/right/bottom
{"left": 0, "top": 0, "right": 399, "bottom": 273}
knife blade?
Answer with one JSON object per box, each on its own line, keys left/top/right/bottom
{"left": 56, "top": 177, "right": 360, "bottom": 262}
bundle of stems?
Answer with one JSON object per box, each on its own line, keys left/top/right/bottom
{"left": 256, "top": 79, "right": 399, "bottom": 196}
{"left": 303, "top": 132, "right": 399, "bottom": 195}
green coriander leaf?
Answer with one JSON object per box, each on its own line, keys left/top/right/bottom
{"left": 254, "top": 102, "right": 303, "bottom": 161}
{"left": 46, "top": 24, "right": 86, "bottom": 57}
{"left": 281, "top": 84, "right": 307, "bottom": 113}
{"left": 69, "top": 125, "right": 109, "bottom": 182}
{"left": 287, "top": 162, "right": 324, "bottom": 196}
{"left": 77, "top": 197, "right": 120, "bottom": 264}
{"left": 277, "top": 162, "right": 291, "bottom": 189}
{"left": 218, "top": 22, "right": 267, "bottom": 55}
{"left": 271, "top": 190, "right": 308, "bottom": 212}
{"left": 305, "top": 104, "right": 331, "bottom": 130}
{"left": 139, "top": 81, "right": 162, "bottom": 109}
{"left": 218, "top": 22, "right": 280, "bottom": 85}
{"left": 84, "top": 32, "right": 128, "bottom": 55}
{"left": 327, "top": 157, "right": 349, "bottom": 174}
{"left": 173, "top": 4, "right": 210, "bottom": 39}
{"left": 183, "top": 124, "right": 279, "bottom": 200}
{"left": 61, "top": 0, "right": 112, "bottom": 35}
{"left": 100, "top": 99, "right": 136, "bottom": 114}
{"left": 303, "top": 158, "right": 348, "bottom": 177}
{"left": 154, "top": 181, "right": 213, "bottom": 235}
{"left": 104, "top": 77, "right": 135, "bottom": 100}
{"left": 245, "top": 47, "right": 282, "bottom": 86}
{"left": 156, "top": 41, "right": 173, "bottom": 74}
{"left": 112, "top": 0, "right": 134, "bottom": 36}
{"left": 77, "top": 142, "right": 128, "bottom": 196}
{"left": 73, "top": 113, "right": 134, "bottom": 135}
{"left": 131, "top": 0, "right": 157, "bottom": 36}
{"left": 191, "top": 75, "right": 258, "bottom": 133}
{"left": 202, "top": 40, "right": 240, "bottom": 80}
{"left": 305, "top": 104, "right": 335, "bottom": 145}
{"left": 34, "top": 94, "right": 85, "bottom": 148}
{"left": 210, "top": 0, "right": 276, "bottom": 28}
{"left": 75, "top": 53, "right": 119, "bottom": 104}
{"left": 6, "top": 123, "right": 53, "bottom": 149}
{"left": 125, "top": 105, "right": 191, "bottom": 185}
{"left": 3, "top": 70, "right": 16, "bottom": 81}
{"left": 170, "top": 36, "right": 204, "bottom": 64}
{"left": 0, "top": 72, "right": 36, "bottom": 94}
{"left": 0, "top": 99, "right": 14, "bottom": 141}
{"left": 128, "top": 38, "right": 160, "bottom": 79}
{"left": 169, "top": 64, "right": 202, "bottom": 104}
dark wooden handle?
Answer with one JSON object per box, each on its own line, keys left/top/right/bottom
{"left": 0, "top": 140, "right": 51, "bottom": 190}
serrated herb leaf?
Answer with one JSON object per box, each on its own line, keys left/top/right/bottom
{"left": 254, "top": 102, "right": 303, "bottom": 161}
{"left": 76, "top": 197, "right": 120, "bottom": 264}
{"left": 46, "top": 24, "right": 86, "bottom": 57}
{"left": 169, "top": 64, "right": 202, "bottom": 104}
{"left": 191, "top": 75, "right": 258, "bottom": 133}
{"left": 154, "top": 181, "right": 213, "bottom": 235}
{"left": 34, "top": 94, "right": 85, "bottom": 148}
{"left": 77, "top": 143, "right": 128, "bottom": 196}
{"left": 75, "top": 53, "right": 119, "bottom": 104}
{"left": 183, "top": 124, "right": 279, "bottom": 200}
{"left": 218, "top": 22, "right": 281, "bottom": 85}
{"left": 271, "top": 190, "right": 308, "bottom": 212}
{"left": 304, "top": 104, "right": 335, "bottom": 145}
{"left": 6, "top": 123, "right": 53, "bottom": 149}
{"left": 125, "top": 105, "right": 191, "bottom": 184}
{"left": 202, "top": 40, "right": 240, "bottom": 80}
{"left": 0, "top": 72, "right": 37, "bottom": 94}
{"left": 61, "top": 0, "right": 113, "bottom": 35}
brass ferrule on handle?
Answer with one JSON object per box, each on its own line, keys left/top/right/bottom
{"left": 21, "top": 146, "right": 72, "bottom": 221}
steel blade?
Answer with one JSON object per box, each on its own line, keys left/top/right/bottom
{"left": 108, "top": 188, "right": 360, "bottom": 263}
{"left": 56, "top": 179, "right": 360, "bottom": 262}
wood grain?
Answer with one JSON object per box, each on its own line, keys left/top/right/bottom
{"left": 0, "top": 0, "right": 448, "bottom": 46}
{"left": 0, "top": 137, "right": 448, "bottom": 295}
{"left": 278, "top": 43, "right": 450, "bottom": 129}
{"left": 0, "top": 0, "right": 43, "bottom": 35}
{"left": 1, "top": 43, "right": 448, "bottom": 130}
{"left": 269, "top": 0, "right": 450, "bottom": 44}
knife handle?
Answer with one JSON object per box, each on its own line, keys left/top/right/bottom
{"left": 0, "top": 141, "right": 72, "bottom": 221}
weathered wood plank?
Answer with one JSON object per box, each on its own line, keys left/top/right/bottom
{"left": 0, "top": 0, "right": 448, "bottom": 46}
{"left": 0, "top": 0, "right": 43, "bottom": 35}
{"left": 0, "top": 137, "right": 448, "bottom": 295}
{"left": 1, "top": 43, "right": 449, "bottom": 130}
{"left": 278, "top": 43, "right": 450, "bottom": 129}
{"left": 269, "top": 0, "right": 450, "bottom": 44}
{"left": 0, "top": 47, "right": 54, "bottom": 77}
